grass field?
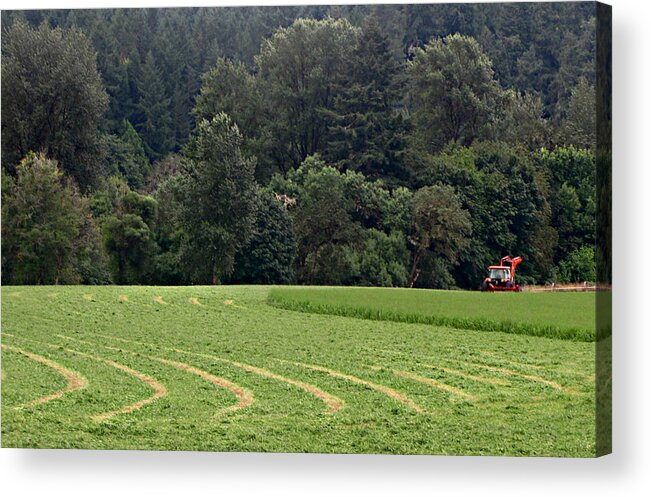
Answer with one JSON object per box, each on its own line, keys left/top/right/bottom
{"left": 1, "top": 286, "right": 597, "bottom": 456}
{"left": 268, "top": 287, "right": 596, "bottom": 341}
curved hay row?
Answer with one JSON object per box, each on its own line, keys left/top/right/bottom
{"left": 153, "top": 357, "right": 253, "bottom": 416}
{"left": 479, "top": 351, "right": 546, "bottom": 370}
{"left": 423, "top": 364, "right": 511, "bottom": 387}
{"left": 5, "top": 336, "right": 167, "bottom": 420}
{"left": 58, "top": 335, "right": 253, "bottom": 417}
{"left": 171, "top": 348, "right": 345, "bottom": 414}
{"left": 283, "top": 360, "right": 424, "bottom": 413}
{"left": 1, "top": 343, "right": 87, "bottom": 409}
{"left": 463, "top": 361, "right": 567, "bottom": 392}
{"left": 74, "top": 352, "right": 168, "bottom": 422}
{"left": 479, "top": 351, "right": 594, "bottom": 382}
{"left": 93, "top": 333, "right": 344, "bottom": 415}
{"left": 375, "top": 348, "right": 568, "bottom": 391}
{"left": 54, "top": 347, "right": 167, "bottom": 422}
{"left": 390, "top": 369, "right": 477, "bottom": 401}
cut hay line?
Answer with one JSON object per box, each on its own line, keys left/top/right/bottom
{"left": 153, "top": 296, "right": 167, "bottom": 305}
{"left": 280, "top": 360, "right": 423, "bottom": 413}
{"left": 480, "top": 351, "right": 546, "bottom": 370}
{"left": 423, "top": 364, "right": 511, "bottom": 387}
{"left": 170, "top": 348, "right": 344, "bottom": 414}
{"left": 57, "top": 335, "right": 253, "bottom": 417}
{"left": 47, "top": 293, "right": 58, "bottom": 299}
{"left": 463, "top": 361, "right": 567, "bottom": 392}
{"left": 376, "top": 348, "right": 579, "bottom": 393}
{"left": 84, "top": 333, "right": 344, "bottom": 414}
{"left": 224, "top": 299, "right": 247, "bottom": 309}
{"left": 82, "top": 294, "right": 93, "bottom": 301}
{"left": 479, "top": 351, "right": 593, "bottom": 381}
{"left": 74, "top": 353, "right": 167, "bottom": 422}
{"left": 1, "top": 343, "right": 87, "bottom": 409}
{"left": 153, "top": 357, "right": 253, "bottom": 416}
{"left": 389, "top": 369, "right": 477, "bottom": 401}
{"left": 189, "top": 297, "right": 202, "bottom": 306}
{"left": 5, "top": 335, "right": 168, "bottom": 421}
{"left": 119, "top": 295, "right": 129, "bottom": 302}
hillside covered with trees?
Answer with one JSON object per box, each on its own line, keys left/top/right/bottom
{"left": 1, "top": 4, "right": 599, "bottom": 288}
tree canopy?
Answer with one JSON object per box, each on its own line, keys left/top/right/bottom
{"left": 1, "top": 21, "right": 108, "bottom": 190}
{"left": 177, "top": 114, "right": 257, "bottom": 284}
{"left": 1, "top": 5, "right": 600, "bottom": 288}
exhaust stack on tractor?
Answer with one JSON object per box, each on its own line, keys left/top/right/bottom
{"left": 481, "top": 256, "right": 523, "bottom": 292}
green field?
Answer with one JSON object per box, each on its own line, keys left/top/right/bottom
{"left": 269, "top": 287, "right": 596, "bottom": 341}
{"left": 1, "top": 286, "right": 596, "bottom": 456}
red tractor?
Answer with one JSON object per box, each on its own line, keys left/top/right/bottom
{"left": 481, "top": 256, "right": 523, "bottom": 292}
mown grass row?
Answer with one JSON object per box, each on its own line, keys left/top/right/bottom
{"left": 267, "top": 291, "right": 595, "bottom": 342}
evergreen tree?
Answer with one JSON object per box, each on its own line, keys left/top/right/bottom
{"left": 135, "top": 52, "right": 174, "bottom": 161}
{"left": 325, "top": 15, "right": 406, "bottom": 182}
{"left": 100, "top": 36, "right": 140, "bottom": 133}
{"left": 102, "top": 120, "right": 151, "bottom": 189}
{"left": 230, "top": 190, "right": 296, "bottom": 285}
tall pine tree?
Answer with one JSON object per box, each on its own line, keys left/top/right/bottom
{"left": 135, "top": 52, "right": 174, "bottom": 161}
{"left": 325, "top": 15, "right": 407, "bottom": 182}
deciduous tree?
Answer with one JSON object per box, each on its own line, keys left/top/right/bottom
{"left": 2, "top": 154, "right": 81, "bottom": 284}
{"left": 408, "top": 184, "right": 471, "bottom": 287}
{"left": 1, "top": 21, "right": 108, "bottom": 190}
{"left": 99, "top": 179, "right": 158, "bottom": 284}
{"left": 408, "top": 34, "right": 503, "bottom": 151}
{"left": 255, "top": 18, "right": 360, "bottom": 170}
{"left": 178, "top": 114, "right": 257, "bottom": 284}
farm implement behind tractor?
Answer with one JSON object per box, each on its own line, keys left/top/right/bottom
{"left": 481, "top": 256, "right": 523, "bottom": 292}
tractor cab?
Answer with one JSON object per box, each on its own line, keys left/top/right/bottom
{"left": 488, "top": 266, "right": 511, "bottom": 282}
{"left": 482, "top": 256, "right": 523, "bottom": 292}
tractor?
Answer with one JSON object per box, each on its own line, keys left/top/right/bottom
{"left": 481, "top": 256, "right": 523, "bottom": 292}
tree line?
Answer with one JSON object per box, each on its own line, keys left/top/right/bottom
{"left": 1, "top": 6, "right": 599, "bottom": 288}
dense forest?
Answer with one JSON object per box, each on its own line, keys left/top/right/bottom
{"left": 1, "top": 3, "right": 599, "bottom": 288}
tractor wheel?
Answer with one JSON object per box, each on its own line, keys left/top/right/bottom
{"left": 481, "top": 281, "right": 488, "bottom": 291}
